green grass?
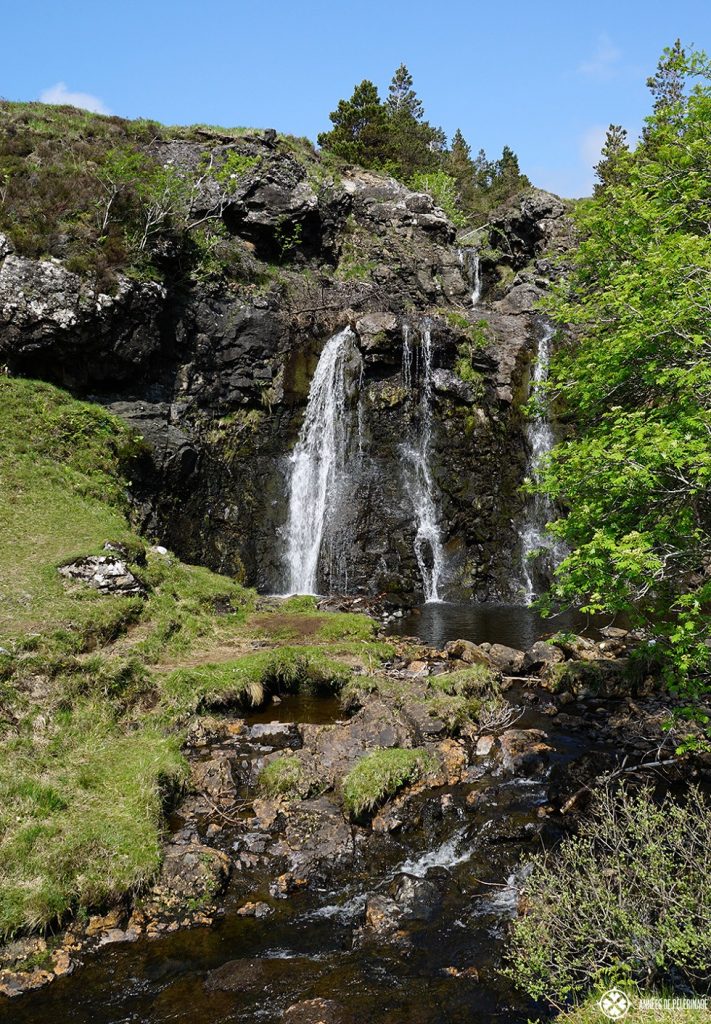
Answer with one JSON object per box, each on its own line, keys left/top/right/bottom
{"left": 341, "top": 748, "right": 435, "bottom": 817}
{"left": 159, "top": 646, "right": 354, "bottom": 720}
{"left": 258, "top": 754, "right": 316, "bottom": 799}
{"left": 0, "top": 701, "right": 185, "bottom": 938}
{"left": 0, "top": 375, "right": 395, "bottom": 940}
{"left": 0, "top": 378, "right": 146, "bottom": 648}
{"left": 555, "top": 992, "right": 708, "bottom": 1024}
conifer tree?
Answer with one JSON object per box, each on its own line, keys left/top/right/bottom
{"left": 317, "top": 80, "right": 388, "bottom": 167}
{"left": 593, "top": 124, "right": 630, "bottom": 194}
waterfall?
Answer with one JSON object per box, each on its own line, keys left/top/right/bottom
{"left": 284, "top": 327, "right": 361, "bottom": 595}
{"left": 470, "top": 251, "right": 482, "bottom": 306}
{"left": 519, "top": 321, "right": 559, "bottom": 603}
{"left": 401, "top": 323, "right": 445, "bottom": 603}
{"left": 458, "top": 248, "right": 482, "bottom": 306}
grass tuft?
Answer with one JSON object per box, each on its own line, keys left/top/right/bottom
{"left": 341, "top": 747, "right": 435, "bottom": 817}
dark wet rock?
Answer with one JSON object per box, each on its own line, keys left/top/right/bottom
{"left": 283, "top": 997, "right": 350, "bottom": 1024}
{"left": 305, "top": 701, "right": 416, "bottom": 780}
{"left": 487, "top": 643, "right": 526, "bottom": 674}
{"left": 523, "top": 640, "right": 564, "bottom": 673}
{"left": 499, "top": 729, "right": 551, "bottom": 774}
{"left": 0, "top": 251, "right": 166, "bottom": 388}
{"left": 389, "top": 873, "right": 443, "bottom": 921}
{"left": 269, "top": 796, "right": 355, "bottom": 880}
{"left": 143, "top": 837, "right": 231, "bottom": 917}
{"left": 205, "top": 957, "right": 270, "bottom": 993}
{"left": 58, "top": 555, "right": 144, "bottom": 596}
{"left": 190, "top": 756, "right": 236, "bottom": 800}
{"left": 363, "top": 894, "right": 402, "bottom": 938}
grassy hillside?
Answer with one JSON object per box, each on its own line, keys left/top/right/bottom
{"left": 0, "top": 375, "right": 385, "bottom": 937}
{"left": 0, "top": 100, "right": 327, "bottom": 291}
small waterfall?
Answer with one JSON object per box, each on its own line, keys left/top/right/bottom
{"left": 519, "top": 321, "right": 559, "bottom": 603}
{"left": 470, "top": 251, "right": 482, "bottom": 306}
{"left": 458, "top": 248, "right": 482, "bottom": 306}
{"left": 401, "top": 323, "right": 445, "bottom": 603}
{"left": 284, "top": 327, "right": 361, "bottom": 595}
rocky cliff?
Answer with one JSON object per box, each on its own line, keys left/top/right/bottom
{"left": 0, "top": 127, "right": 574, "bottom": 602}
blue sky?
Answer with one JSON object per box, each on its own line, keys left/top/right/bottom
{"left": 3, "top": 0, "right": 709, "bottom": 196}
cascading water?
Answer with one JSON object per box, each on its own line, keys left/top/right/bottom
{"left": 519, "top": 321, "right": 560, "bottom": 603}
{"left": 457, "top": 248, "right": 482, "bottom": 306}
{"left": 283, "top": 327, "right": 361, "bottom": 595}
{"left": 470, "top": 251, "right": 482, "bottom": 306}
{"left": 401, "top": 323, "right": 446, "bottom": 603}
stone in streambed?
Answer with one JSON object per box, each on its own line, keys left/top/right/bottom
{"left": 486, "top": 643, "right": 526, "bottom": 674}
{"left": 523, "top": 641, "right": 564, "bottom": 673}
{"left": 445, "top": 639, "right": 491, "bottom": 666}
{"left": 283, "top": 998, "right": 351, "bottom": 1024}
{"left": 499, "top": 728, "right": 551, "bottom": 774}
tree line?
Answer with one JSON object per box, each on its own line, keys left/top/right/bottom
{"left": 317, "top": 65, "right": 529, "bottom": 226}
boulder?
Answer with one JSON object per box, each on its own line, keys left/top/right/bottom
{"left": 58, "top": 556, "right": 143, "bottom": 596}
{"left": 500, "top": 729, "right": 551, "bottom": 774}
{"left": 487, "top": 643, "right": 526, "bottom": 674}
{"left": 445, "top": 639, "right": 491, "bottom": 667}
{"left": 541, "top": 658, "right": 630, "bottom": 697}
{"left": 550, "top": 633, "right": 605, "bottom": 662}
{"left": 283, "top": 999, "right": 350, "bottom": 1024}
{"left": 190, "top": 756, "right": 236, "bottom": 800}
{"left": 523, "top": 641, "right": 564, "bottom": 673}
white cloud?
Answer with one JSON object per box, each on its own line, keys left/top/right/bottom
{"left": 578, "top": 34, "right": 622, "bottom": 80}
{"left": 39, "top": 82, "right": 110, "bottom": 115}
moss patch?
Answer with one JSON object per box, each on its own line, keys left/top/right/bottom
{"left": 341, "top": 747, "right": 435, "bottom": 817}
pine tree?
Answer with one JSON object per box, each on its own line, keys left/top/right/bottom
{"left": 593, "top": 124, "right": 630, "bottom": 194}
{"left": 317, "top": 80, "right": 388, "bottom": 167}
{"left": 646, "top": 39, "right": 686, "bottom": 112}
{"left": 386, "top": 63, "right": 424, "bottom": 119}
{"left": 383, "top": 64, "right": 444, "bottom": 179}
{"left": 446, "top": 128, "right": 476, "bottom": 210}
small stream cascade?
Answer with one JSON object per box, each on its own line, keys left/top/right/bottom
{"left": 519, "top": 321, "right": 560, "bottom": 603}
{"left": 400, "top": 322, "right": 446, "bottom": 603}
{"left": 470, "top": 251, "right": 482, "bottom": 306}
{"left": 283, "top": 327, "right": 362, "bottom": 595}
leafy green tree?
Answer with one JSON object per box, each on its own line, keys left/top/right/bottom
{"left": 539, "top": 45, "right": 711, "bottom": 708}
{"left": 593, "top": 124, "right": 630, "bottom": 194}
{"left": 317, "top": 80, "right": 389, "bottom": 167}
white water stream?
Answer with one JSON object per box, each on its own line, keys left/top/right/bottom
{"left": 519, "top": 321, "right": 559, "bottom": 603}
{"left": 401, "top": 323, "right": 445, "bottom": 603}
{"left": 283, "top": 327, "right": 361, "bottom": 595}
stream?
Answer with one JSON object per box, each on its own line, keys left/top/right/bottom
{"left": 4, "top": 606, "right": 618, "bottom": 1024}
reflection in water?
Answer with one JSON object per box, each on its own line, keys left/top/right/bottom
{"left": 386, "top": 602, "right": 611, "bottom": 651}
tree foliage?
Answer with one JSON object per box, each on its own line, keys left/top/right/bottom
{"left": 318, "top": 66, "right": 529, "bottom": 226}
{"left": 540, "top": 44, "right": 711, "bottom": 703}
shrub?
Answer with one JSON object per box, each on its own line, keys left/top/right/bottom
{"left": 341, "top": 747, "right": 435, "bottom": 817}
{"left": 507, "top": 785, "right": 711, "bottom": 1002}
{"left": 410, "top": 170, "right": 468, "bottom": 227}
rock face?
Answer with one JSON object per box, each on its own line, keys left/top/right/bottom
{"left": 0, "top": 131, "right": 574, "bottom": 601}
